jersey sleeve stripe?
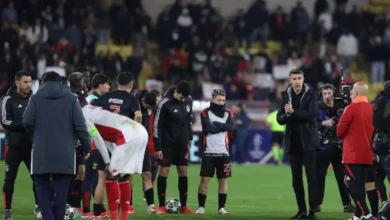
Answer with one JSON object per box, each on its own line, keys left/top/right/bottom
{"left": 1, "top": 96, "right": 12, "bottom": 125}
{"left": 153, "top": 98, "right": 169, "bottom": 138}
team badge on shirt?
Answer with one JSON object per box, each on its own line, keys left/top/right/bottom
{"left": 186, "top": 105, "right": 190, "bottom": 112}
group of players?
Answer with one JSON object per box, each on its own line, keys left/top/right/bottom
{"left": 1, "top": 68, "right": 234, "bottom": 220}
{"left": 66, "top": 70, "right": 233, "bottom": 219}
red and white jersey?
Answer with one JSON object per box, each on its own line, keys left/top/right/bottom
{"left": 82, "top": 105, "right": 146, "bottom": 164}
{"left": 82, "top": 105, "right": 134, "bottom": 145}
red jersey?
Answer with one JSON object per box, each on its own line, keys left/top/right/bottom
{"left": 337, "top": 96, "right": 375, "bottom": 165}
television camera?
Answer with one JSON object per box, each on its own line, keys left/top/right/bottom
{"left": 319, "top": 68, "right": 352, "bottom": 146}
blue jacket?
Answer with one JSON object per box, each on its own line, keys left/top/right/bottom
{"left": 23, "top": 82, "right": 91, "bottom": 175}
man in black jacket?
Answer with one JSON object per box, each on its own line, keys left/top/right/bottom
{"left": 1, "top": 70, "right": 38, "bottom": 219}
{"left": 277, "top": 69, "right": 319, "bottom": 219}
{"left": 373, "top": 81, "right": 390, "bottom": 201}
{"left": 23, "top": 71, "right": 91, "bottom": 220}
{"left": 153, "top": 80, "right": 194, "bottom": 214}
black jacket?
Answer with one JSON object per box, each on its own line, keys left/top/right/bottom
{"left": 153, "top": 87, "right": 193, "bottom": 151}
{"left": 277, "top": 84, "right": 320, "bottom": 152}
{"left": 373, "top": 91, "right": 390, "bottom": 130}
{"left": 1, "top": 85, "right": 32, "bottom": 149}
{"left": 23, "top": 82, "right": 91, "bottom": 175}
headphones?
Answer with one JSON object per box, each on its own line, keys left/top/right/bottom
{"left": 320, "top": 83, "right": 336, "bottom": 93}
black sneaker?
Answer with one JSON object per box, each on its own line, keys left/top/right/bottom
{"left": 290, "top": 211, "right": 307, "bottom": 219}
{"left": 344, "top": 203, "right": 356, "bottom": 213}
{"left": 307, "top": 210, "right": 317, "bottom": 219}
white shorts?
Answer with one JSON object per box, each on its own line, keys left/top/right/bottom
{"left": 108, "top": 123, "right": 148, "bottom": 176}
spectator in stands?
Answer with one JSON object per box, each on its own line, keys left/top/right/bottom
{"left": 66, "top": 24, "right": 82, "bottom": 49}
{"left": 0, "top": 21, "right": 19, "bottom": 50}
{"left": 368, "top": 36, "right": 386, "bottom": 83}
{"left": 2, "top": 2, "right": 18, "bottom": 24}
{"left": 291, "top": 1, "right": 310, "bottom": 45}
{"left": 177, "top": 8, "right": 193, "bottom": 43}
{"left": 134, "top": 9, "right": 152, "bottom": 50}
{"left": 314, "top": 0, "right": 329, "bottom": 20}
{"left": 41, "top": 6, "right": 54, "bottom": 27}
{"left": 270, "top": 6, "right": 286, "bottom": 42}
{"left": 337, "top": 29, "right": 358, "bottom": 70}
{"left": 233, "top": 9, "right": 247, "bottom": 46}
{"left": 318, "top": 9, "right": 332, "bottom": 33}
{"left": 26, "top": 18, "right": 48, "bottom": 45}
{"left": 287, "top": 52, "right": 303, "bottom": 70}
{"left": 157, "top": 6, "right": 174, "bottom": 50}
{"left": 113, "top": 7, "right": 131, "bottom": 45}
{"left": 246, "top": 0, "right": 268, "bottom": 46}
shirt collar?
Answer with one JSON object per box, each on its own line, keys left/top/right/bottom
{"left": 352, "top": 96, "right": 369, "bottom": 103}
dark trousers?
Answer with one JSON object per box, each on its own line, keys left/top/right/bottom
{"left": 3, "top": 146, "right": 38, "bottom": 209}
{"left": 289, "top": 150, "right": 318, "bottom": 212}
{"left": 344, "top": 164, "right": 371, "bottom": 217}
{"left": 377, "top": 155, "right": 390, "bottom": 181}
{"left": 34, "top": 174, "right": 72, "bottom": 220}
{"left": 376, "top": 154, "right": 390, "bottom": 201}
{"left": 316, "top": 149, "right": 351, "bottom": 206}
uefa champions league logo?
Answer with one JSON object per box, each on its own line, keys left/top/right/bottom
{"left": 249, "top": 133, "right": 265, "bottom": 160}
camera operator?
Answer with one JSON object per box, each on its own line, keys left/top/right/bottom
{"left": 373, "top": 81, "right": 390, "bottom": 201}
{"left": 316, "top": 84, "right": 355, "bottom": 213}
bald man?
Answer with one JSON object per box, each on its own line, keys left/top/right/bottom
{"left": 337, "top": 82, "right": 376, "bottom": 220}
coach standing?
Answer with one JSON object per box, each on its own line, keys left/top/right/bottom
{"left": 277, "top": 69, "right": 319, "bottom": 219}
{"left": 337, "top": 82, "right": 375, "bottom": 220}
{"left": 1, "top": 71, "right": 39, "bottom": 220}
{"left": 23, "top": 71, "right": 91, "bottom": 220}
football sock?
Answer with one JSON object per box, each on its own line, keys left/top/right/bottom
{"left": 198, "top": 193, "right": 206, "bottom": 208}
{"left": 105, "top": 181, "right": 120, "bottom": 219}
{"left": 119, "top": 182, "right": 131, "bottom": 220}
{"left": 82, "top": 178, "right": 92, "bottom": 212}
{"left": 74, "top": 179, "right": 83, "bottom": 208}
{"left": 67, "top": 179, "right": 76, "bottom": 207}
{"left": 144, "top": 188, "right": 154, "bottom": 206}
{"left": 367, "top": 189, "right": 378, "bottom": 216}
{"left": 178, "top": 176, "right": 188, "bottom": 206}
{"left": 279, "top": 148, "right": 285, "bottom": 163}
{"left": 82, "top": 191, "right": 91, "bottom": 213}
{"left": 272, "top": 146, "right": 279, "bottom": 162}
{"left": 93, "top": 203, "right": 104, "bottom": 216}
{"left": 130, "top": 187, "right": 133, "bottom": 206}
{"left": 218, "top": 193, "right": 227, "bottom": 209}
{"left": 157, "top": 175, "right": 167, "bottom": 207}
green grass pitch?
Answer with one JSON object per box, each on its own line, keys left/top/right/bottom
{"left": 1, "top": 162, "right": 384, "bottom": 220}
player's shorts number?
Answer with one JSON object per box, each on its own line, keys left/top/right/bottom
{"left": 110, "top": 105, "right": 121, "bottom": 114}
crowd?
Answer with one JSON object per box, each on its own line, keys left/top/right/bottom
{"left": 0, "top": 0, "right": 390, "bottom": 101}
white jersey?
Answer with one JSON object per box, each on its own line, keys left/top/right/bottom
{"left": 82, "top": 105, "right": 147, "bottom": 173}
